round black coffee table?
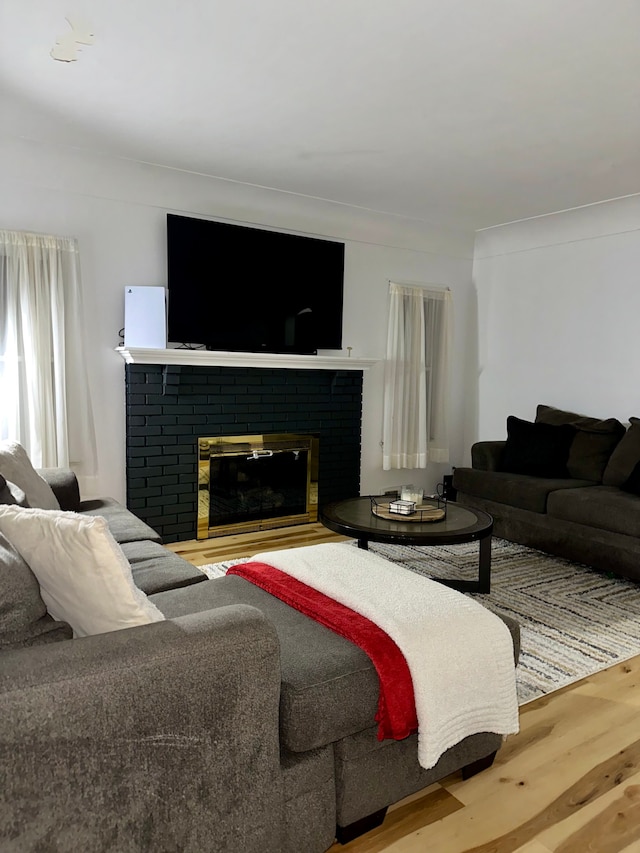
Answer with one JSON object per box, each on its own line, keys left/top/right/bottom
{"left": 320, "top": 497, "right": 493, "bottom": 593}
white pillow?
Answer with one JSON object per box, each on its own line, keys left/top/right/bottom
{"left": 0, "top": 441, "right": 60, "bottom": 510}
{"left": 0, "top": 505, "right": 165, "bottom": 637}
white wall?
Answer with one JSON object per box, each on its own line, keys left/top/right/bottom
{"left": 1, "top": 136, "right": 476, "bottom": 503}
{"left": 472, "top": 195, "right": 640, "bottom": 450}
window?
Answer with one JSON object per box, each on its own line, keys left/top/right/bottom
{"left": 382, "top": 282, "right": 452, "bottom": 470}
{"left": 0, "top": 229, "right": 96, "bottom": 471}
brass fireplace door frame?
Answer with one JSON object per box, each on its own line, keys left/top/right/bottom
{"left": 197, "top": 433, "right": 319, "bottom": 539}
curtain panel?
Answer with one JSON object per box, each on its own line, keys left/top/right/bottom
{"left": 0, "top": 229, "right": 96, "bottom": 472}
{"left": 382, "top": 282, "right": 452, "bottom": 470}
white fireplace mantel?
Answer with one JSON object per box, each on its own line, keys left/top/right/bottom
{"left": 116, "top": 347, "right": 378, "bottom": 371}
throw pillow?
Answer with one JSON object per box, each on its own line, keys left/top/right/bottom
{"left": 535, "top": 405, "right": 625, "bottom": 482}
{"left": 602, "top": 418, "right": 640, "bottom": 487}
{"left": 621, "top": 459, "right": 640, "bottom": 497}
{"left": 0, "top": 531, "right": 73, "bottom": 649}
{"left": 0, "top": 474, "right": 29, "bottom": 507}
{"left": 0, "top": 505, "right": 165, "bottom": 638}
{"left": 500, "top": 416, "right": 577, "bottom": 478}
{"left": 0, "top": 441, "right": 60, "bottom": 510}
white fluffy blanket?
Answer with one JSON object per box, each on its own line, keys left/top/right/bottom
{"left": 253, "top": 542, "right": 519, "bottom": 769}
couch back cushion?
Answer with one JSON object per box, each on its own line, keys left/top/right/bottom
{"left": 499, "top": 416, "right": 576, "bottom": 478}
{"left": 0, "top": 531, "right": 72, "bottom": 650}
{"left": 602, "top": 417, "right": 640, "bottom": 487}
{"left": 535, "top": 405, "right": 625, "bottom": 482}
{"left": 0, "top": 441, "right": 60, "bottom": 509}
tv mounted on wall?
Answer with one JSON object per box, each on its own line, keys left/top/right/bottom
{"left": 166, "top": 213, "right": 345, "bottom": 354}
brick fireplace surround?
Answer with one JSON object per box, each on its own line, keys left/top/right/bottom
{"left": 124, "top": 361, "right": 366, "bottom": 543}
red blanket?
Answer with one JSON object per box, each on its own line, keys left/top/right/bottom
{"left": 227, "top": 561, "right": 418, "bottom": 741}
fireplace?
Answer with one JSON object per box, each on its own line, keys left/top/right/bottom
{"left": 124, "top": 362, "right": 364, "bottom": 543}
{"left": 198, "top": 433, "right": 319, "bottom": 538}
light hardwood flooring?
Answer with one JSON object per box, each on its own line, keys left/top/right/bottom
{"left": 166, "top": 525, "right": 640, "bottom": 853}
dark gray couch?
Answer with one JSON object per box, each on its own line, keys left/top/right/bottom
{"left": 0, "top": 467, "right": 521, "bottom": 853}
{"left": 454, "top": 404, "right": 640, "bottom": 583}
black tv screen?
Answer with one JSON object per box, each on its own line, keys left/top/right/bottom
{"left": 166, "top": 214, "right": 345, "bottom": 354}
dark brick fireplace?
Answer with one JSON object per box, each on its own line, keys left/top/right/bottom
{"left": 125, "top": 363, "right": 363, "bottom": 542}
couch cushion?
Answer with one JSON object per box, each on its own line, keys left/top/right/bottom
{"left": 153, "top": 574, "right": 520, "bottom": 754}
{"left": 78, "top": 498, "right": 162, "bottom": 544}
{"left": 453, "top": 467, "right": 595, "bottom": 514}
{"left": 535, "top": 405, "right": 625, "bottom": 482}
{"left": 621, "top": 461, "right": 640, "bottom": 496}
{"left": 602, "top": 418, "right": 640, "bottom": 487}
{"left": 0, "top": 531, "right": 72, "bottom": 649}
{"left": 0, "top": 441, "right": 60, "bottom": 509}
{"left": 0, "top": 506, "right": 165, "bottom": 638}
{"left": 547, "top": 485, "right": 640, "bottom": 538}
{"left": 499, "top": 416, "right": 576, "bottom": 478}
{"left": 120, "top": 539, "right": 207, "bottom": 594}
{"left": 153, "top": 574, "right": 381, "bottom": 752}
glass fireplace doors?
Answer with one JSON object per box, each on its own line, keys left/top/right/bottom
{"left": 197, "top": 433, "right": 319, "bottom": 539}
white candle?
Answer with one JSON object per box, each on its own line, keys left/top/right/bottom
{"left": 400, "top": 485, "right": 423, "bottom": 504}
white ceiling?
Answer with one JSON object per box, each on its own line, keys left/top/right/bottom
{"left": 2, "top": 0, "right": 640, "bottom": 231}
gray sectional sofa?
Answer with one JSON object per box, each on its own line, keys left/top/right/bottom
{"left": 454, "top": 404, "right": 640, "bottom": 582}
{"left": 1, "top": 456, "right": 521, "bottom": 853}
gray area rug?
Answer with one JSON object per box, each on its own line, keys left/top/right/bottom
{"left": 199, "top": 538, "right": 640, "bottom": 705}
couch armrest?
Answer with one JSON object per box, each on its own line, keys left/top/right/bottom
{"left": 37, "top": 467, "right": 81, "bottom": 511}
{"left": 471, "top": 441, "right": 506, "bottom": 471}
{"left": 0, "top": 605, "right": 284, "bottom": 853}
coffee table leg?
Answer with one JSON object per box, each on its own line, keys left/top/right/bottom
{"left": 478, "top": 535, "right": 491, "bottom": 593}
{"left": 437, "top": 534, "right": 491, "bottom": 593}
{"left": 357, "top": 539, "right": 369, "bottom": 550}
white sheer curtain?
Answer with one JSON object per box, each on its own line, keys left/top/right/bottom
{"left": 382, "top": 282, "right": 452, "bottom": 470}
{"left": 0, "top": 229, "right": 96, "bottom": 472}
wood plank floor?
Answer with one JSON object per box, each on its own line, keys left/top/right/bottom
{"left": 166, "top": 525, "right": 640, "bottom": 853}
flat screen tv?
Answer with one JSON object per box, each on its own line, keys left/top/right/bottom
{"left": 166, "top": 214, "right": 345, "bottom": 354}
